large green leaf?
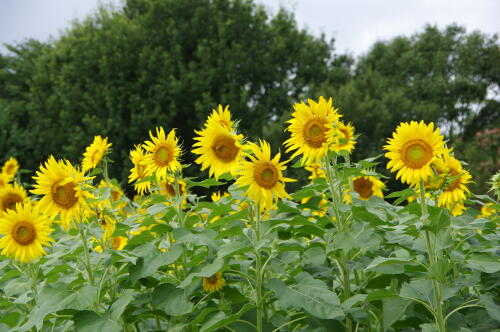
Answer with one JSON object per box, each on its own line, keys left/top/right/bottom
{"left": 73, "top": 310, "right": 121, "bottom": 332}
{"left": 152, "top": 283, "right": 194, "bottom": 316}
{"left": 267, "top": 273, "right": 343, "bottom": 319}
{"left": 129, "top": 243, "right": 183, "bottom": 283}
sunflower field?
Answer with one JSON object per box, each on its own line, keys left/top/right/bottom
{"left": 0, "top": 97, "right": 498, "bottom": 332}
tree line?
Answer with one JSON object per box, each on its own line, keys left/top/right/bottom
{"left": 0, "top": 0, "right": 498, "bottom": 194}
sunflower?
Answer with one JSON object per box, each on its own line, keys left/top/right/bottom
{"left": 94, "top": 235, "right": 127, "bottom": 252}
{"left": 0, "top": 173, "right": 12, "bottom": 187}
{"left": 31, "top": 156, "right": 93, "bottom": 230}
{"left": 235, "top": 140, "right": 294, "bottom": 210}
{"left": 304, "top": 163, "right": 326, "bottom": 180}
{"left": 211, "top": 191, "right": 229, "bottom": 202}
{"left": 192, "top": 124, "right": 244, "bottom": 179}
{"left": 0, "top": 183, "right": 28, "bottom": 213}
{"left": 129, "top": 145, "right": 153, "bottom": 195}
{"left": 330, "top": 121, "right": 357, "bottom": 153}
{"left": 0, "top": 202, "right": 53, "bottom": 263}
{"left": 2, "top": 157, "right": 19, "bottom": 178}
{"left": 82, "top": 136, "right": 112, "bottom": 172}
{"left": 345, "top": 176, "right": 384, "bottom": 203}
{"left": 384, "top": 121, "right": 446, "bottom": 186}
{"left": 436, "top": 155, "right": 472, "bottom": 210}
{"left": 205, "top": 105, "right": 234, "bottom": 130}
{"left": 202, "top": 272, "right": 225, "bottom": 293}
{"left": 478, "top": 203, "right": 497, "bottom": 219}
{"left": 143, "top": 127, "right": 182, "bottom": 181}
{"left": 284, "top": 97, "right": 341, "bottom": 165}
{"left": 159, "top": 176, "right": 187, "bottom": 198}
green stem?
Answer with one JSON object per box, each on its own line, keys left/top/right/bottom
{"left": 173, "top": 174, "right": 189, "bottom": 279}
{"left": 254, "top": 203, "right": 263, "bottom": 332}
{"left": 102, "top": 157, "right": 110, "bottom": 183}
{"left": 419, "top": 180, "right": 446, "bottom": 332}
{"left": 79, "top": 224, "right": 95, "bottom": 286}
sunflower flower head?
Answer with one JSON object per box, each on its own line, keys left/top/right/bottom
{"left": 129, "top": 145, "right": 153, "bottom": 195}
{"left": 31, "top": 156, "right": 94, "bottom": 230}
{"left": 143, "top": 127, "right": 182, "bottom": 181}
{"left": 330, "top": 121, "right": 357, "bottom": 154}
{"left": 202, "top": 272, "right": 225, "bottom": 293}
{"left": 0, "top": 202, "right": 53, "bottom": 263}
{"left": 205, "top": 105, "right": 234, "bottom": 130}
{"left": 384, "top": 121, "right": 446, "bottom": 186}
{"left": 0, "top": 173, "right": 12, "bottom": 187}
{"left": 0, "top": 182, "right": 28, "bottom": 213}
{"left": 82, "top": 136, "right": 112, "bottom": 172}
{"left": 193, "top": 123, "right": 244, "bottom": 180}
{"left": 435, "top": 155, "right": 472, "bottom": 210}
{"left": 304, "top": 163, "right": 326, "bottom": 181}
{"left": 345, "top": 176, "right": 385, "bottom": 203}
{"left": 235, "top": 140, "right": 295, "bottom": 210}
{"left": 284, "top": 97, "right": 341, "bottom": 165}
{"left": 2, "top": 157, "right": 19, "bottom": 179}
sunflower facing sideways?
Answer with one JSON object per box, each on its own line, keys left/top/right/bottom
{"left": 129, "top": 145, "right": 152, "bottom": 195}
{"left": 143, "top": 127, "right": 182, "bottom": 181}
{"left": 384, "top": 121, "right": 446, "bottom": 187}
{"left": 0, "top": 183, "right": 28, "bottom": 213}
{"left": 82, "top": 136, "right": 112, "bottom": 172}
{"left": 330, "top": 121, "right": 357, "bottom": 154}
{"left": 0, "top": 173, "right": 12, "bottom": 187}
{"left": 202, "top": 272, "right": 226, "bottom": 293}
{"left": 31, "top": 156, "right": 94, "bottom": 230}
{"left": 2, "top": 157, "right": 20, "bottom": 179}
{"left": 192, "top": 123, "right": 244, "bottom": 180}
{"left": 0, "top": 202, "right": 53, "bottom": 263}
{"left": 435, "top": 155, "right": 472, "bottom": 210}
{"left": 284, "top": 97, "right": 341, "bottom": 165}
{"left": 235, "top": 140, "right": 294, "bottom": 210}
{"left": 204, "top": 105, "right": 234, "bottom": 130}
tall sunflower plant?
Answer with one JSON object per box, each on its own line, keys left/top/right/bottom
{"left": 0, "top": 100, "right": 499, "bottom": 332}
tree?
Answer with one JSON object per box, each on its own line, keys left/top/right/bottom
{"left": 314, "top": 24, "right": 500, "bottom": 192}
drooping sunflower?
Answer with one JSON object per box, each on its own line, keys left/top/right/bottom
{"left": 436, "top": 155, "right": 472, "bottom": 210}
{"left": 384, "top": 121, "right": 446, "bottom": 186}
{"left": 345, "top": 176, "right": 385, "bottom": 203}
{"left": 0, "top": 183, "right": 28, "bottom": 213}
{"left": 82, "top": 136, "right": 112, "bottom": 172}
{"left": 0, "top": 173, "right": 12, "bottom": 187}
{"left": 31, "top": 156, "right": 94, "bottom": 229}
{"left": 204, "top": 105, "right": 234, "bottom": 130}
{"left": 192, "top": 124, "right": 244, "bottom": 179}
{"left": 2, "top": 157, "right": 19, "bottom": 179}
{"left": 330, "top": 121, "right": 357, "bottom": 153}
{"left": 159, "top": 176, "right": 187, "bottom": 198}
{"left": 202, "top": 272, "right": 225, "bottom": 293}
{"left": 129, "top": 145, "right": 153, "bottom": 195}
{"left": 235, "top": 140, "right": 295, "bottom": 210}
{"left": 284, "top": 97, "right": 341, "bottom": 165}
{"left": 0, "top": 202, "right": 53, "bottom": 263}
{"left": 143, "top": 127, "right": 182, "bottom": 181}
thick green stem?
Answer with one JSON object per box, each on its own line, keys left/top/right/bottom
{"left": 324, "top": 154, "right": 352, "bottom": 332}
{"left": 254, "top": 203, "right": 264, "bottom": 332}
{"left": 173, "top": 174, "right": 189, "bottom": 279}
{"left": 419, "top": 181, "right": 446, "bottom": 332}
{"left": 79, "top": 225, "right": 94, "bottom": 286}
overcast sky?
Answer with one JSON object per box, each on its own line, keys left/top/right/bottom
{"left": 0, "top": 0, "right": 499, "bottom": 56}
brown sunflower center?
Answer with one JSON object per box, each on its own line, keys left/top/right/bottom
{"left": 154, "top": 145, "right": 173, "bottom": 166}
{"left": 111, "top": 190, "right": 120, "bottom": 201}
{"left": 353, "top": 178, "right": 374, "bottom": 199}
{"left": 52, "top": 182, "right": 78, "bottom": 209}
{"left": 212, "top": 135, "right": 239, "bottom": 162}
{"left": 111, "top": 237, "right": 122, "bottom": 250}
{"left": 303, "top": 119, "right": 327, "bottom": 148}
{"left": 12, "top": 221, "right": 36, "bottom": 245}
{"left": 1, "top": 194, "right": 23, "bottom": 212}
{"left": 402, "top": 139, "right": 433, "bottom": 168}
{"left": 254, "top": 162, "right": 279, "bottom": 189}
